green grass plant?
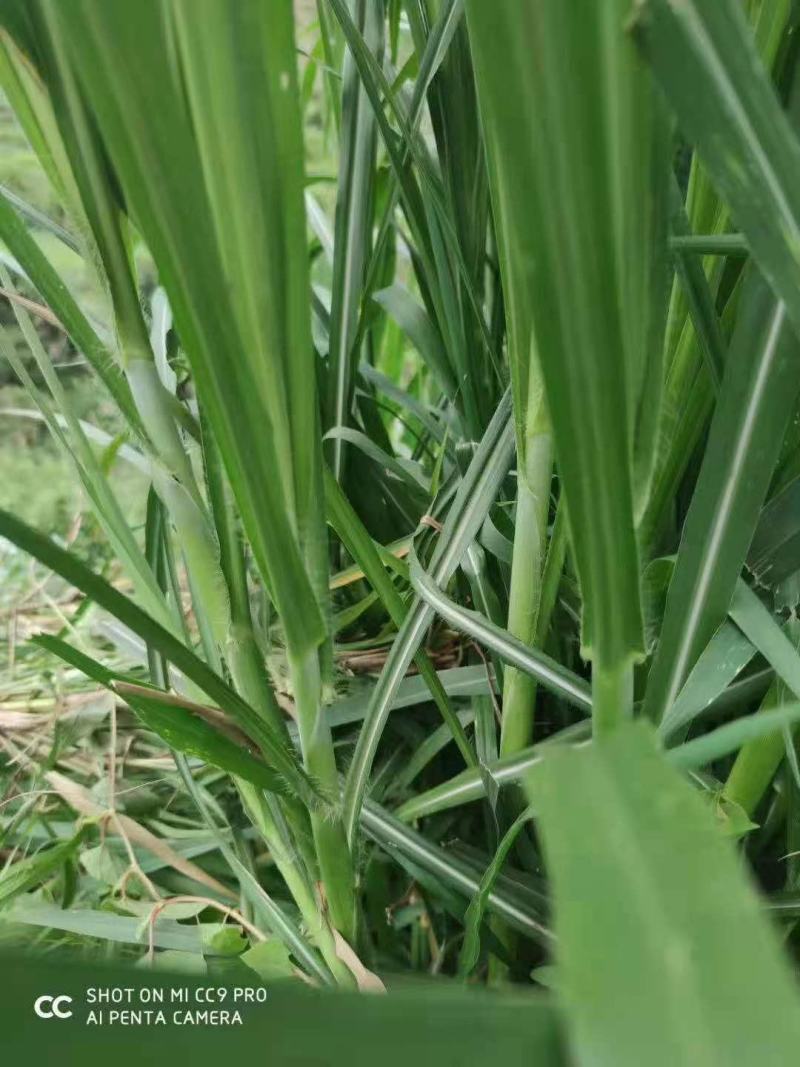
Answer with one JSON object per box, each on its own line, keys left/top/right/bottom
{"left": 2, "top": 1, "right": 800, "bottom": 1060}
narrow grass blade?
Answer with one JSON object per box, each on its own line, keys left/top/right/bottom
{"left": 644, "top": 273, "right": 800, "bottom": 724}
{"left": 0, "top": 191, "right": 139, "bottom": 432}
{"left": 372, "top": 284, "right": 457, "bottom": 400}
{"left": 0, "top": 315, "right": 169, "bottom": 628}
{"left": 3, "top": 899, "right": 209, "bottom": 953}
{"left": 457, "top": 806, "right": 534, "bottom": 977}
{"left": 398, "top": 702, "right": 800, "bottom": 822}
{"left": 748, "top": 476, "right": 800, "bottom": 588}
{"left": 720, "top": 586, "right": 800, "bottom": 813}
{"left": 324, "top": 664, "right": 494, "bottom": 729}
{"left": 659, "top": 621, "right": 756, "bottom": 741}
{"left": 670, "top": 185, "right": 727, "bottom": 390}
{"left": 0, "top": 826, "right": 87, "bottom": 907}
{"left": 325, "top": 0, "right": 382, "bottom": 482}
{"left": 0, "top": 508, "right": 318, "bottom": 809}
{"left": 39, "top": 0, "right": 326, "bottom": 656}
{"left": 633, "top": 0, "right": 800, "bottom": 336}
{"left": 729, "top": 582, "right": 800, "bottom": 702}
{"left": 328, "top": 0, "right": 499, "bottom": 433}
{"left": 175, "top": 758, "right": 335, "bottom": 987}
{"left": 396, "top": 723, "right": 591, "bottom": 823}
{"left": 324, "top": 467, "right": 475, "bottom": 764}
{"left": 342, "top": 391, "right": 514, "bottom": 842}
{"left": 409, "top": 551, "right": 592, "bottom": 714}
{"left": 670, "top": 234, "right": 749, "bottom": 256}
{"left": 33, "top": 635, "right": 291, "bottom": 798}
{"left": 360, "top": 799, "right": 552, "bottom": 945}
{"left": 0, "top": 184, "right": 79, "bottom": 252}
{"left": 670, "top": 703, "right": 800, "bottom": 773}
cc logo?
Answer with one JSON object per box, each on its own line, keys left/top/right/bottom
{"left": 34, "top": 995, "right": 73, "bottom": 1019}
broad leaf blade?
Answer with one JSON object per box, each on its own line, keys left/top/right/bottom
{"left": 40, "top": 0, "right": 326, "bottom": 656}
{"left": 529, "top": 722, "right": 800, "bottom": 1066}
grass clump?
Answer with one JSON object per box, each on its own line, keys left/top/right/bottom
{"left": 2, "top": 0, "right": 800, "bottom": 1060}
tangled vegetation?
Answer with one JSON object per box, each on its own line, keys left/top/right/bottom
{"left": 2, "top": 1, "right": 800, "bottom": 1061}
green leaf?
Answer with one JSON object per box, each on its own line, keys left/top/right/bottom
{"left": 729, "top": 581, "right": 800, "bottom": 699}
{"left": 330, "top": 0, "right": 501, "bottom": 436}
{"left": 670, "top": 184, "right": 727, "bottom": 390}
{"left": 325, "top": 0, "right": 383, "bottom": 482}
{"left": 670, "top": 702, "right": 800, "bottom": 772}
{"left": 34, "top": 634, "right": 292, "bottom": 798}
{"left": 324, "top": 426, "right": 430, "bottom": 494}
{"left": 467, "top": 0, "right": 669, "bottom": 718}
{"left": 711, "top": 792, "right": 757, "bottom": 839}
{"left": 326, "top": 665, "right": 493, "bottom": 727}
{"left": 408, "top": 550, "right": 592, "bottom": 714}
{"left": 457, "top": 806, "right": 533, "bottom": 977}
{"left": 659, "top": 621, "right": 756, "bottom": 741}
{"left": 342, "top": 390, "right": 514, "bottom": 842}
{"left": 398, "top": 700, "right": 800, "bottom": 822}
{"left": 644, "top": 273, "right": 800, "bottom": 724}
{"left": 0, "top": 826, "right": 87, "bottom": 907}
{"left": 202, "top": 925, "right": 248, "bottom": 958}
{"left": 395, "top": 722, "right": 590, "bottom": 823}
{"left": 34, "top": 0, "right": 326, "bottom": 656}
{"left": 372, "top": 284, "right": 456, "bottom": 399}
{"left": 0, "top": 508, "right": 318, "bottom": 809}
{"left": 4, "top": 897, "right": 206, "bottom": 952}
{"left": 361, "top": 799, "right": 552, "bottom": 946}
{"left": 0, "top": 304, "right": 169, "bottom": 628}
{"left": 748, "top": 475, "right": 800, "bottom": 589}
{"left": 670, "top": 234, "right": 749, "bottom": 256}
{"left": 722, "top": 587, "right": 800, "bottom": 813}
{"left": 0, "top": 189, "right": 140, "bottom": 433}
{"left": 176, "top": 758, "right": 336, "bottom": 987}
{"left": 633, "top": 0, "right": 800, "bottom": 338}
{"left": 324, "top": 467, "right": 475, "bottom": 765}
{"left": 80, "top": 843, "right": 127, "bottom": 887}
{"left": 241, "top": 938, "right": 296, "bottom": 983}
{"left": 528, "top": 722, "right": 800, "bottom": 1065}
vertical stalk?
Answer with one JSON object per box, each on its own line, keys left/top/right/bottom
{"left": 202, "top": 409, "right": 286, "bottom": 737}
{"left": 124, "top": 330, "right": 234, "bottom": 657}
{"left": 202, "top": 415, "right": 319, "bottom": 877}
{"left": 125, "top": 355, "right": 197, "bottom": 490}
{"left": 500, "top": 433, "right": 553, "bottom": 756}
{"left": 592, "top": 658, "right": 634, "bottom": 738}
{"left": 491, "top": 418, "right": 551, "bottom": 986}
{"left": 289, "top": 648, "right": 357, "bottom": 945}
{"left": 238, "top": 782, "right": 355, "bottom": 988}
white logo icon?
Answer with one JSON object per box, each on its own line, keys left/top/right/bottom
{"left": 34, "top": 995, "right": 73, "bottom": 1019}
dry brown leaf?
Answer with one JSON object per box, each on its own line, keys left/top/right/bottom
{"left": 0, "top": 287, "right": 64, "bottom": 330}
{"left": 332, "top": 929, "right": 386, "bottom": 993}
{"left": 45, "top": 769, "right": 236, "bottom": 900}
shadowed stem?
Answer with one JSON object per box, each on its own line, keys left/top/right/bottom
{"left": 500, "top": 433, "right": 552, "bottom": 756}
